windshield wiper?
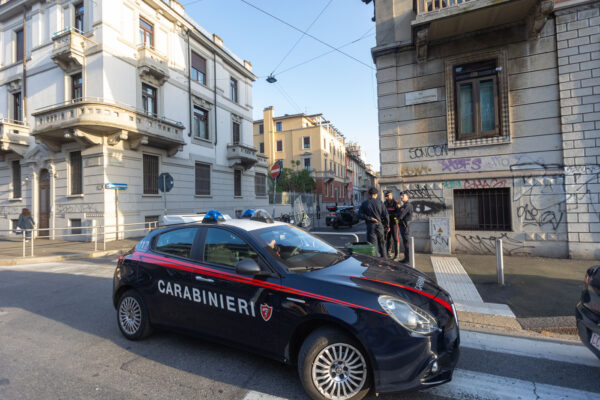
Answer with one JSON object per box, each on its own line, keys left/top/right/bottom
{"left": 287, "top": 265, "right": 325, "bottom": 272}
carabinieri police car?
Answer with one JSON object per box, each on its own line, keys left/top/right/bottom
{"left": 113, "top": 210, "right": 459, "bottom": 400}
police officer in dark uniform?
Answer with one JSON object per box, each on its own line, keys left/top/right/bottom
{"left": 398, "top": 192, "right": 414, "bottom": 263}
{"left": 358, "top": 187, "right": 389, "bottom": 258}
{"left": 383, "top": 190, "right": 401, "bottom": 260}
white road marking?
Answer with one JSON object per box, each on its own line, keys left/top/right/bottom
{"left": 461, "top": 330, "right": 600, "bottom": 367}
{"left": 429, "top": 368, "right": 599, "bottom": 400}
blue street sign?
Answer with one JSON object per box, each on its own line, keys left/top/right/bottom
{"left": 158, "top": 172, "right": 174, "bottom": 193}
{"left": 105, "top": 183, "right": 128, "bottom": 190}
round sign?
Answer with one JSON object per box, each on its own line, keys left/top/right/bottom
{"left": 270, "top": 162, "right": 282, "bottom": 180}
{"left": 158, "top": 172, "right": 174, "bottom": 193}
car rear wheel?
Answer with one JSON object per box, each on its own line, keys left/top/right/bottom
{"left": 298, "top": 328, "right": 371, "bottom": 400}
{"left": 117, "top": 290, "right": 152, "bottom": 340}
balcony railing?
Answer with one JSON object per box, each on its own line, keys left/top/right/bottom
{"left": 0, "top": 118, "right": 30, "bottom": 156}
{"left": 256, "top": 154, "right": 269, "bottom": 169}
{"left": 416, "top": 0, "right": 475, "bottom": 15}
{"left": 137, "top": 45, "right": 170, "bottom": 85}
{"left": 32, "top": 98, "right": 185, "bottom": 154}
{"left": 226, "top": 143, "right": 258, "bottom": 170}
{"left": 51, "top": 28, "right": 87, "bottom": 71}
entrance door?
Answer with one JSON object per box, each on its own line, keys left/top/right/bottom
{"left": 38, "top": 169, "right": 50, "bottom": 237}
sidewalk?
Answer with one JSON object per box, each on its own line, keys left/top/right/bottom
{"left": 0, "top": 237, "right": 138, "bottom": 266}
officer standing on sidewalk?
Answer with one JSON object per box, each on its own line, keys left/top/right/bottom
{"left": 398, "top": 192, "right": 414, "bottom": 263}
{"left": 384, "top": 190, "right": 401, "bottom": 260}
{"left": 358, "top": 187, "right": 389, "bottom": 258}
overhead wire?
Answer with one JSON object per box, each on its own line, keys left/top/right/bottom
{"left": 239, "top": 0, "right": 375, "bottom": 71}
{"left": 270, "top": 0, "right": 334, "bottom": 75}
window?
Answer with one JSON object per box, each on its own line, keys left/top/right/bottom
{"left": 13, "top": 92, "right": 22, "bottom": 122}
{"left": 234, "top": 169, "right": 242, "bottom": 197}
{"left": 323, "top": 138, "right": 326, "bottom": 148}
{"left": 143, "top": 154, "right": 159, "bottom": 194}
{"left": 195, "top": 162, "right": 210, "bottom": 196}
{"left": 71, "top": 73, "right": 82, "bottom": 101}
{"left": 454, "top": 188, "right": 511, "bottom": 231}
{"left": 191, "top": 51, "right": 206, "bottom": 84}
{"left": 70, "top": 219, "right": 82, "bottom": 235}
{"left": 139, "top": 18, "right": 154, "bottom": 47}
{"left": 303, "top": 136, "right": 310, "bottom": 149}
{"left": 276, "top": 121, "right": 282, "bottom": 132}
{"left": 204, "top": 228, "right": 257, "bottom": 268}
{"left": 11, "top": 219, "right": 19, "bottom": 231}
{"left": 155, "top": 228, "right": 198, "bottom": 259}
{"left": 258, "top": 124, "right": 264, "bottom": 134}
{"left": 192, "top": 105, "right": 209, "bottom": 140}
{"left": 142, "top": 83, "right": 157, "bottom": 116}
{"left": 145, "top": 215, "right": 160, "bottom": 229}
{"left": 15, "top": 28, "right": 24, "bottom": 62}
{"left": 255, "top": 173, "right": 266, "bottom": 197}
{"left": 259, "top": 142, "right": 264, "bottom": 153}
{"left": 74, "top": 2, "right": 84, "bottom": 32}
{"left": 276, "top": 140, "right": 283, "bottom": 152}
{"left": 12, "top": 160, "right": 21, "bottom": 198}
{"left": 454, "top": 60, "right": 499, "bottom": 140}
{"left": 232, "top": 121, "right": 240, "bottom": 144}
{"left": 304, "top": 157, "right": 311, "bottom": 170}
{"left": 230, "top": 78, "right": 238, "bottom": 103}
{"left": 70, "top": 151, "right": 83, "bottom": 195}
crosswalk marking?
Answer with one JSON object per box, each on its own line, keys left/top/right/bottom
{"left": 461, "top": 330, "right": 600, "bottom": 367}
{"left": 429, "top": 369, "right": 599, "bottom": 400}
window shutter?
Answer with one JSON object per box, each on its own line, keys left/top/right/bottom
{"left": 192, "top": 52, "right": 206, "bottom": 74}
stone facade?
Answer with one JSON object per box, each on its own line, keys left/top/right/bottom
{"left": 369, "top": 0, "right": 599, "bottom": 259}
{"left": 0, "top": 0, "right": 268, "bottom": 240}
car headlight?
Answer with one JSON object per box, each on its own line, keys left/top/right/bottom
{"left": 378, "top": 295, "right": 438, "bottom": 335}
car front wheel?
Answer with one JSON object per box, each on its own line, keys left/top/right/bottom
{"left": 117, "top": 289, "right": 152, "bottom": 340}
{"left": 298, "top": 328, "right": 371, "bottom": 400}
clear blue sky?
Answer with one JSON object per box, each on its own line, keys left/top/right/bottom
{"left": 184, "top": 0, "right": 380, "bottom": 170}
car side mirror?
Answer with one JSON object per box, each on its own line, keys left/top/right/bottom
{"left": 235, "top": 258, "right": 264, "bottom": 276}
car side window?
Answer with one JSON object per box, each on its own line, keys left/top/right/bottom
{"left": 154, "top": 228, "right": 198, "bottom": 259}
{"left": 204, "top": 228, "right": 258, "bottom": 268}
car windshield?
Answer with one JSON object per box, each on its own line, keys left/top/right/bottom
{"left": 250, "top": 225, "right": 346, "bottom": 272}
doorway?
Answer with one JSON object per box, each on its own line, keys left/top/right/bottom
{"left": 39, "top": 169, "right": 50, "bottom": 237}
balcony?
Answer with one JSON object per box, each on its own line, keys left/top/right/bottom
{"left": 32, "top": 98, "right": 185, "bottom": 155}
{"left": 226, "top": 143, "right": 258, "bottom": 170}
{"left": 312, "top": 170, "right": 335, "bottom": 183}
{"left": 51, "top": 28, "right": 86, "bottom": 72}
{"left": 413, "top": 0, "right": 553, "bottom": 59}
{"left": 256, "top": 154, "right": 269, "bottom": 169}
{"left": 137, "top": 45, "right": 170, "bottom": 86}
{"left": 0, "top": 119, "right": 30, "bottom": 156}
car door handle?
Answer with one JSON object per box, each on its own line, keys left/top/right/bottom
{"left": 195, "top": 276, "right": 214, "bottom": 283}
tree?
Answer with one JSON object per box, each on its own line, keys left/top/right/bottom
{"left": 269, "top": 161, "right": 316, "bottom": 193}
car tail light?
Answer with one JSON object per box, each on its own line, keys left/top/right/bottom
{"left": 329, "top": 212, "right": 336, "bottom": 216}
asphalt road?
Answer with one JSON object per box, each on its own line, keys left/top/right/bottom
{"left": 0, "top": 258, "right": 599, "bottom": 400}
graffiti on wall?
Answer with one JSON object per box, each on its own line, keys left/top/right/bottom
{"left": 454, "top": 233, "right": 534, "bottom": 256}
{"left": 56, "top": 203, "right": 100, "bottom": 214}
{"left": 408, "top": 144, "right": 455, "bottom": 160}
{"left": 400, "top": 165, "right": 431, "bottom": 176}
{"left": 439, "top": 158, "right": 482, "bottom": 172}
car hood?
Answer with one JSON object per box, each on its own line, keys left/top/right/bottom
{"left": 308, "top": 253, "right": 451, "bottom": 311}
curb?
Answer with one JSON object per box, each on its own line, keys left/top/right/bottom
{"left": 0, "top": 248, "right": 128, "bottom": 266}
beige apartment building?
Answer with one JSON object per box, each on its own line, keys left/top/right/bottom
{"left": 253, "top": 107, "right": 351, "bottom": 204}
{"left": 367, "top": 0, "right": 600, "bottom": 259}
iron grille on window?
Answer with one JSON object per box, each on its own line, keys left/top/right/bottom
{"left": 70, "top": 219, "right": 82, "bottom": 235}
{"left": 143, "top": 154, "right": 159, "bottom": 194}
{"left": 454, "top": 188, "right": 511, "bottom": 231}
{"left": 255, "top": 173, "right": 266, "bottom": 197}
{"left": 234, "top": 169, "right": 242, "bottom": 197}
{"left": 70, "top": 151, "right": 83, "bottom": 195}
{"left": 195, "top": 163, "right": 211, "bottom": 196}
{"left": 12, "top": 160, "right": 21, "bottom": 198}
{"left": 145, "top": 215, "right": 160, "bottom": 229}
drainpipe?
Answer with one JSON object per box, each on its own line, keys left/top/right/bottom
{"left": 22, "top": 7, "right": 28, "bottom": 121}
{"left": 187, "top": 29, "right": 192, "bottom": 138}
{"left": 213, "top": 50, "right": 217, "bottom": 146}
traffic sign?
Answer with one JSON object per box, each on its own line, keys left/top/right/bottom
{"left": 158, "top": 173, "right": 174, "bottom": 193}
{"left": 105, "top": 183, "right": 127, "bottom": 190}
{"left": 270, "top": 161, "right": 282, "bottom": 180}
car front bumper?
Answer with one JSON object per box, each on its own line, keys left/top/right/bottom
{"left": 576, "top": 301, "right": 600, "bottom": 358}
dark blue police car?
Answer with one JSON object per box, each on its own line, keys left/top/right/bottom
{"left": 113, "top": 211, "right": 459, "bottom": 400}
{"left": 576, "top": 265, "right": 600, "bottom": 359}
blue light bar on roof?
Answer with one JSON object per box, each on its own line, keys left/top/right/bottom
{"left": 202, "top": 210, "right": 225, "bottom": 224}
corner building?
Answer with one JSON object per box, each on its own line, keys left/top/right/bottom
{"left": 369, "top": 0, "right": 600, "bottom": 259}
{"left": 0, "top": 0, "right": 268, "bottom": 238}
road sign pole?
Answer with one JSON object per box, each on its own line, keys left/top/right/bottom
{"left": 273, "top": 179, "right": 277, "bottom": 218}
{"left": 163, "top": 174, "right": 167, "bottom": 215}
{"left": 115, "top": 189, "right": 119, "bottom": 241}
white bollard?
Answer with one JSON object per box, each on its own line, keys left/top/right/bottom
{"left": 409, "top": 236, "right": 415, "bottom": 269}
{"left": 496, "top": 238, "right": 504, "bottom": 285}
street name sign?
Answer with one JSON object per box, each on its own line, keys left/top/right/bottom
{"left": 105, "top": 183, "right": 128, "bottom": 190}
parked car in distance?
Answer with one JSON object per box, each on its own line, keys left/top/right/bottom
{"left": 576, "top": 264, "right": 600, "bottom": 359}
{"left": 326, "top": 206, "right": 360, "bottom": 229}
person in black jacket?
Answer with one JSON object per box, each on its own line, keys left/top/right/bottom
{"left": 383, "top": 190, "right": 401, "bottom": 260}
{"left": 358, "top": 187, "right": 389, "bottom": 258}
{"left": 398, "top": 192, "right": 414, "bottom": 263}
